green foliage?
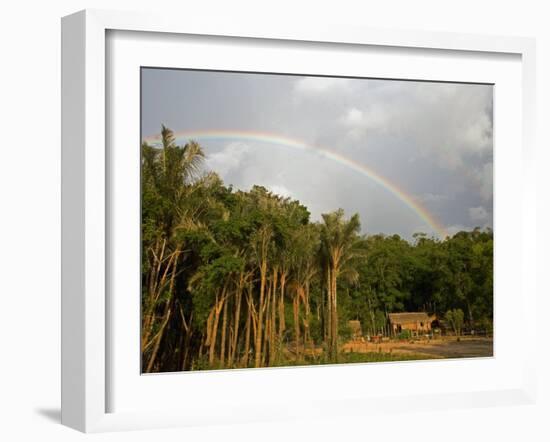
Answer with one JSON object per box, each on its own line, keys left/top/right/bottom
{"left": 335, "top": 352, "right": 432, "bottom": 364}
{"left": 445, "top": 308, "right": 465, "bottom": 337}
{"left": 396, "top": 330, "right": 412, "bottom": 340}
{"left": 141, "top": 126, "right": 493, "bottom": 372}
{"left": 339, "top": 321, "right": 353, "bottom": 342}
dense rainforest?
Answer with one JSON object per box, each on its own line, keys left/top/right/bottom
{"left": 141, "top": 126, "right": 493, "bottom": 373}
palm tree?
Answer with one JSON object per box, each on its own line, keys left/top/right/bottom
{"left": 320, "top": 209, "right": 364, "bottom": 362}
{"left": 141, "top": 126, "right": 205, "bottom": 372}
{"left": 289, "top": 224, "right": 320, "bottom": 360}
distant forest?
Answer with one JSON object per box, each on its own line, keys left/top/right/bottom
{"left": 141, "top": 126, "right": 493, "bottom": 373}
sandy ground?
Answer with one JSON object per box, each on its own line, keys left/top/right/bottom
{"left": 341, "top": 336, "right": 493, "bottom": 359}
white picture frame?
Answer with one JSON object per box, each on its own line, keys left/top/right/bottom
{"left": 61, "top": 9, "right": 537, "bottom": 433}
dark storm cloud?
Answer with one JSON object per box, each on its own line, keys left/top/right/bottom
{"left": 142, "top": 68, "right": 493, "bottom": 239}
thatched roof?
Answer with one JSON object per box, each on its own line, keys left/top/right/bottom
{"left": 388, "top": 312, "right": 432, "bottom": 324}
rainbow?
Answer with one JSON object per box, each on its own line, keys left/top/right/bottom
{"left": 143, "top": 130, "right": 448, "bottom": 239}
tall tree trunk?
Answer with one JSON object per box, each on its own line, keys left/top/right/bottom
{"left": 143, "top": 251, "right": 179, "bottom": 372}
{"left": 242, "top": 301, "right": 252, "bottom": 367}
{"left": 220, "top": 296, "right": 229, "bottom": 367}
{"left": 209, "top": 290, "right": 226, "bottom": 366}
{"left": 293, "top": 290, "right": 301, "bottom": 361}
{"left": 263, "top": 278, "right": 273, "bottom": 365}
{"left": 141, "top": 246, "right": 179, "bottom": 352}
{"left": 229, "top": 279, "right": 243, "bottom": 368}
{"left": 254, "top": 260, "right": 267, "bottom": 368}
{"left": 198, "top": 335, "right": 205, "bottom": 366}
{"left": 330, "top": 267, "right": 338, "bottom": 362}
{"left": 181, "top": 329, "right": 192, "bottom": 371}
{"left": 466, "top": 301, "right": 474, "bottom": 330}
{"left": 265, "top": 276, "right": 277, "bottom": 364}
{"left": 367, "top": 295, "right": 376, "bottom": 337}
{"left": 269, "top": 271, "right": 277, "bottom": 363}
{"left": 144, "top": 302, "right": 172, "bottom": 373}
{"left": 326, "top": 267, "right": 332, "bottom": 347}
{"left": 278, "top": 272, "right": 286, "bottom": 347}
{"left": 178, "top": 306, "right": 192, "bottom": 371}
{"left": 303, "top": 280, "right": 313, "bottom": 357}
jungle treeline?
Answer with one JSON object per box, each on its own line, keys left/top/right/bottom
{"left": 141, "top": 126, "right": 493, "bottom": 373}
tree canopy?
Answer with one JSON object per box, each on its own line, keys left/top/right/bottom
{"left": 141, "top": 127, "right": 493, "bottom": 372}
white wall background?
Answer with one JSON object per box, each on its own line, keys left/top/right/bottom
{"left": 0, "top": 1, "right": 548, "bottom": 440}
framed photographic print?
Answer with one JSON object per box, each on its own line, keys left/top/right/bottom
{"left": 139, "top": 68, "right": 495, "bottom": 374}
{"left": 61, "top": 9, "right": 537, "bottom": 432}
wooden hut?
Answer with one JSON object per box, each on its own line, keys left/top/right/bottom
{"left": 388, "top": 312, "right": 435, "bottom": 336}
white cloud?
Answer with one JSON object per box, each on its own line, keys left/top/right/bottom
{"left": 412, "top": 83, "right": 493, "bottom": 169}
{"left": 462, "top": 112, "right": 493, "bottom": 154}
{"left": 345, "top": 81, "right": 493, "bottom": 203}
{"left": 469, "top": 206, "right": 489, "bottom": 222}
{"left": 205, "top": 142, "right": 251, "bottom": 176}
{"left": 340, "top": 106, "right": 390, "bottom": 140}
{"left": 343, "top": 107, "right": 364, "bottom": 125}
{"left": 267, "top": 184, "right": 292, "bottom": 198}
{"left": 335, "top": 82, "right": 493, "bottom": 178}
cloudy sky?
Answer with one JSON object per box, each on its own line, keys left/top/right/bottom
{"left": 141, "top": 68, "right": 493, "bottom": 240}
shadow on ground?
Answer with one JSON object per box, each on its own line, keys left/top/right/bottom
{"left": 35, "top": 407, "right": 61, "bottom": 423}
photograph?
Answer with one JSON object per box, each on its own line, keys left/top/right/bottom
{"left": 140, "top": 68, "right": 494, "bottom": 373}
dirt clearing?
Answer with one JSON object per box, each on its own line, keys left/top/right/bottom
{"left": 342, "top": 336, "right": 493, "bottom": 360}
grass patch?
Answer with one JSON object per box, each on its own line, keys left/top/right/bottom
{"left": 336, "top": 352, "right": 435, "bottom": 364}
{"left": 189, "top": 351, "right": 437, "bottom": 371}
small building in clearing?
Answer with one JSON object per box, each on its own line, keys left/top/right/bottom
{"left": 388, "top": 312, "right": 436, "bottom": 336}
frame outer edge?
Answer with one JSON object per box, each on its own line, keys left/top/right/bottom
{"left": 84, "top": 8, "right": 108, "bottom": 432}
{"left": 90, "top": 8, "right": 532, "bottom": 55}
{"left": 60, "top": 8, "right": 538, "bottom": 432}
{"left": 521, "top": 39, "right": 537, "bottom": 403}
{"left": 61, "top": 10, "right": 87, "bottom": 432}
{"left": 62, "top": 9, "right": 108, "bottom": 433}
